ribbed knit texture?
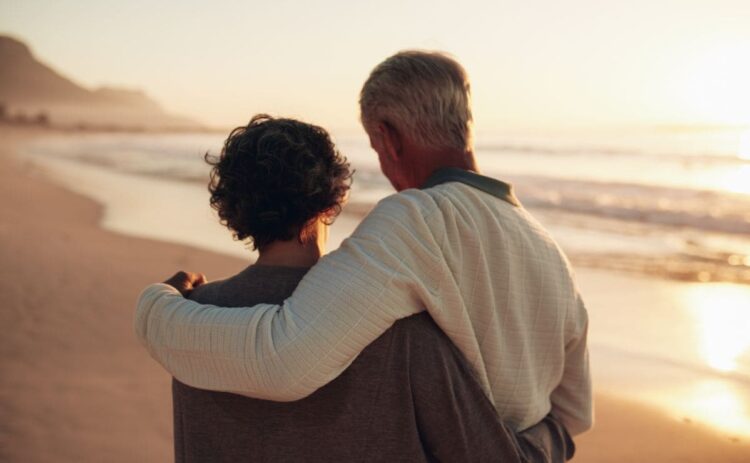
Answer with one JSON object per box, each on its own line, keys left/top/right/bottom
{"left": 135, "top": 182, "right": 592, "bottom": 435}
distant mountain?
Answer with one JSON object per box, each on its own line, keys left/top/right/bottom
{"left": 0, "top": 35, "right": 200, "bottom": 129}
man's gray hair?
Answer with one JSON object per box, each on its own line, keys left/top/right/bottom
{"left": 359, "top": 50, "right": 473, "bottom": 152}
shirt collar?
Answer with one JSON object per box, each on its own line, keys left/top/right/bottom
{"left": 420, "top": 167, "right": 521, "bottom": 207}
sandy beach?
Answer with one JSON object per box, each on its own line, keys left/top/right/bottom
{"left": 2, "top": 127, "right": 749, "bottom": 462}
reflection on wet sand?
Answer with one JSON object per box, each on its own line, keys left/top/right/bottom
{"left": 583, "top": 272, "right": 750, "bottom": 438}
{"left": 650, "top": 283, "right": 750, "bottom": 437}
{"left": 685, "top": 284, "right": 750, "bottom": 373}
{"left": 651, "top": 379, "right": 750, "bottom": 438}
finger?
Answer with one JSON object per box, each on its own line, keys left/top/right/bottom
{"left": 163, "top": 271, "right": 188, "bottom": 287}
{"left": 195, "top": 273, "right": 208, "bottom": 286}
{"left": 184, "top": 271, "right": 203, "bottom": 285}
{"left": 162, "top": 271, "right": 198, "bottom": 295}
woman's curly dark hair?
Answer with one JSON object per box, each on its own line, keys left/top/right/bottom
{"left": 205, "top": 114, "right": 353, "bottom": 250}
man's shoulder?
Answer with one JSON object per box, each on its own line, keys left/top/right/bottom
{"left": 348, "top": 189, "right": 442, "bottom": 242}
{"left": 371, "top": 189, "right": 441, "bottom": 217}
{"left": 357, "top": 181, "right": 511, "bottom": 229}
{"left": 423, "top": 180, "right": 518, "bottom": 213}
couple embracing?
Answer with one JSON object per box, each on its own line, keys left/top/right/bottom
{"left": 136, "top": 50, "right": 592, "bottom": 462}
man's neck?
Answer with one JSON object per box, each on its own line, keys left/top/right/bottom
{"left": 405, "top": 144, "right": 479, "bottom": 190}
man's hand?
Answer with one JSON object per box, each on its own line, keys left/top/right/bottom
{"left": 163, "top": 271, "right": 207, "bottom": 297}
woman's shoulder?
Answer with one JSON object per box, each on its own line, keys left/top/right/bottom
{"left": 189, "top": 264, "right": 310, "bottom": 306}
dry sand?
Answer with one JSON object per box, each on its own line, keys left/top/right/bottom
{"left": 1, "top": 127, "right": 749, "bottom": 462}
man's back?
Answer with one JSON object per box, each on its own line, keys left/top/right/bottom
{"left": 173, "top": 264, "right": 542, "bottom": 462}
{"left": 412, "top": 174, "right": 591, "bottom": 433}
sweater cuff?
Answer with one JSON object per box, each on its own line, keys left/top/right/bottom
{"left": 134, "top": 283, "right": 181, "bottom": 348}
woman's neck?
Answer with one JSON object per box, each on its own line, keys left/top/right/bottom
{"left": 255, "top": 239, "right": 322, "bottom": 268}
{"left": 254, "top": 224, "right": 326, "bottom": 268}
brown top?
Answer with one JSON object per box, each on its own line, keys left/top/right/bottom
{"left": 173, "top": 264, "right": 573, "bottom": 462}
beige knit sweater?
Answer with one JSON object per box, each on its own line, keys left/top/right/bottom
{"left": 135, "top": 180, "right": 592, "bottom": 435}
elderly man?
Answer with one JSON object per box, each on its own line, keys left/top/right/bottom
{"left": 137, "top": 50, "right": 592, "bottom": 458}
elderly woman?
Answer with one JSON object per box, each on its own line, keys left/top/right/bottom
{"left": 166, "top": 114, "right": 571, "bottom": 462}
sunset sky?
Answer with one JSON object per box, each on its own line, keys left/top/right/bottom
{"left": 2, "top": 0, "right": 749, "bottom": 131}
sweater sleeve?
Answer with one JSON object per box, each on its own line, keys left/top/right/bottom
{"left": 134, "top": 191, "right": 446, "bottom": 400}
{"left": 549, "top": 295, "right": 593, "bottom": 436}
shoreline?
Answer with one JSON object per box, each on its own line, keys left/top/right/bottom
{"left": 1, "top": 127, "right": 249, "bottom": 462}
{"left": 16, "top": 130, "right": 365, "bottom": 261}
{"left": 2, "top": 127, "right": 749, "bottom": 461}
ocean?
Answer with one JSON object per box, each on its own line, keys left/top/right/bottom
{"left": 24, "top": 127, "right": 750, "bottom": 285}
{"left": 18, "top": 126, "right": 750, "bottom": 437}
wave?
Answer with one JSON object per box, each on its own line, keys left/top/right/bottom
{"left": 569, "top": 251, "right": 750, "bottom": 285}
{"left": 476, "top": 142, "right": 750, "bottom": 166}
{"left": 507, "top": 175, "right": 750, "bottom": 235}
{"left": 25, "top": 136, "right": 750, "bottom": 236}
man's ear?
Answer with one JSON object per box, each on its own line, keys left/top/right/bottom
{"left": 378, "top": 122, "right": 402, "bottom": 161}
